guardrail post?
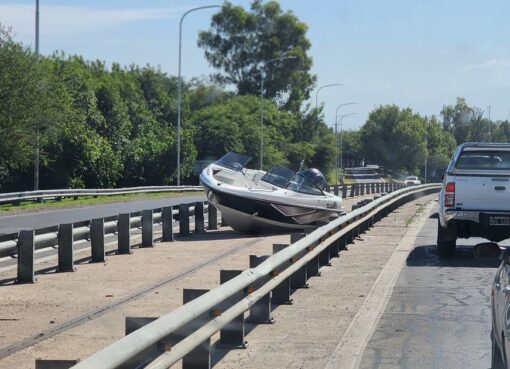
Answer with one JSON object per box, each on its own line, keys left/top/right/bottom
{"left": 370, "top": 183, "right": 374, "bottom": 193}
{"left": 124, "top": 316, "right": 173, "bottom": 366}
{"left": 181, "top": 289, "right": 213, "bottom": 368}
{"left": 207, "top": 203, "right": 218, "bottom": 230}
{"left": 194, "top": 202, "right": 205, "bottom": 234}
{"left": 162, "top": 207, "right": 175, "bottom": 242}
{"left": 272, "top": 244, "right": 293, "bottom": 305}
{"left": 333, "top": 184, "right": 339, "bottom": 196}
{"left": 342, "top": 185, "right": 347, "bottom": 198}
{"left": 290, "top": 233, "right": 308, "bottom": 288}
{"left": 35, "top": 359, "right": 79, "bottom": 369}
{"left": 355, "top": 184, "right": 360, "bottom": 196}
{"left": 316, "top": 220, "right": 332, "bottom": 266}
{"left": 142, "top": 210, "right": 153, "bottom": 247}
{"left": 302, "top": 228, "right": 321, "bottom": 276}
{"left": 360, "top": 184, "right": 365, "bottom": 195}
{"left": 129, "top": 291, "right": 217, "bottom": 368}
{"left": 350, "top": 185, "right": 355, "bottom": 197}
{"left": 91, "top": 219, "right": 105, "bottom": 263}
{"left": 58, "top": 223, "right": 75, "bottom": 272}
{"left": 248, "top": 255, "right": 274, "bottom": 324}
{"left": 179, "top": 204, "right": 190, "bottom": 237}
{"left": 17, "top": 230, "right": 35, "bottom": 283}
{"left": 218, "top": 270, "right": 247, "bottom": 349}
{"left": 338, "top": 233, "right": 347, "bottom": 251}
{"left": 118, "top": 213, "right": 132, "bottom": 254}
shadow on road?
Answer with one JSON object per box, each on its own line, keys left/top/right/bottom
{"left": 406, "top": 244, "right": 500, "bottom": 268}
{"left": 176, "top": 228, "right": 286, "bottom": 242}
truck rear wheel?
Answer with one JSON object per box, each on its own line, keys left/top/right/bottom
{"left": 437, "top": 218, "right": 456, "bottom": 258}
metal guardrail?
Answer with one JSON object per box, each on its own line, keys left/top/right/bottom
{"left": 0, "top": 201, "right": 219, "bottom": 282}
{"left": 0, "top": 186, "right": 204, "bottom": 205}
{"left": 0, "top": 182, "right": 394, "bottom": 205}
{"left": 49, "top": 183, "right": 438, "bottom": 369}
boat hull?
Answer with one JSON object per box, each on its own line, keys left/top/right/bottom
{"left": 203, "top": 184, "right": 338, "bottom": 233}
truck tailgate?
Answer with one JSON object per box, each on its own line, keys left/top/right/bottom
{"left": 455, "top": 176, "right": 510, "bottom": 211}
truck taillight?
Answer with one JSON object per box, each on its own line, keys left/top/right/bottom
{"left": 444, "top": 182, "right": 455, "bottom": 208}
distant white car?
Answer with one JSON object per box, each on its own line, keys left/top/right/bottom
{"left": 404, "top": 176, "right": 421, "bottom": 186}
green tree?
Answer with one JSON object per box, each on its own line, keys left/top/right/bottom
{"left": 198, "top": 0, "right": 316, "bottom": 111}
{"left": 190, "top": 95, "right": 297, "bottom": 168}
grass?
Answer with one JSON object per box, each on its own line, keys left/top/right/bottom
{"left": 0, "top": 191, "right": 203, "bottom": 213}
{"left": 405, "top": 202, "right": 425, "bottom": 227}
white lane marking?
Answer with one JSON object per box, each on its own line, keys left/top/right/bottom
{"left": 324, "top": 200, "right": 435, "bottom": 369}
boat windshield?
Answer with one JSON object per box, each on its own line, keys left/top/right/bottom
{"left": 285, "top": 173, "right": 325, "bottom": 196}
{"left": 261, "top": 165, "right": 296, "bottom": 187}
{"left": 214, "top": 152, "right": 252, "bottom": 171}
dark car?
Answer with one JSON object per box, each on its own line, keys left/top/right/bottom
{"left": 476, "top": 243, "right": 510, "bottom": 368}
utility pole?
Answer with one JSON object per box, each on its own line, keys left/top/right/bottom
{"left": 34, "top": 0, "right": 40, "bottom": 191}
{"left": 424, "top": 126, "right": 428, "bottom": 184}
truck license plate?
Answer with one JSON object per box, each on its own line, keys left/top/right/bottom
{"left": 489, "top": 216, "right": 510, "bottom": 226}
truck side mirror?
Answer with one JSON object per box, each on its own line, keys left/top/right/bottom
{"left": 433, "top": 168, "right": 445, "bottom": 181}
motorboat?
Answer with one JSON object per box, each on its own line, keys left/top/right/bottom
{"left": 199, "top": 152, "right": 344, "bottom": 233}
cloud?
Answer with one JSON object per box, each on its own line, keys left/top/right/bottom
{"left": 463, "top": 59, "right": 510, "bottom": 71}
{"left": 0, "top": 4, "right": 184, "bottom": 41}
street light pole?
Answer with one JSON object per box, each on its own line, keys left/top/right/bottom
{"left": 338, "top": 113, "right": 357, "bottom": 180}
{"left": 176, "top": 5, "right": 221, "bottom": 186}
{"left": 424, "top": 125, "right": 428, "bottom": 184}
{"left": 34, "top": 0, "right": 40, "bottom": 191}
{"left": 315, "top": 83, "right": 343, "bottom": 111}
{"left": 334, "top": 103, "right": 356, "bottom": 187}
{"left": 259, "top": 55, "right": 296, "bottom": 170}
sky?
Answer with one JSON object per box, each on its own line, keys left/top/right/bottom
{"left": 1, "top": 0, "right": 509, "bottom": 130}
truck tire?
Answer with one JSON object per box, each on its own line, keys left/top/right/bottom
{"left": 437, "top": 218, "right": 456, "bottom": 258}
{"left": 492, "top": 330, "right": 506, "bottom": 369}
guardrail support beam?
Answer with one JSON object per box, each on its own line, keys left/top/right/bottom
{"left": 316, "top": 221, "right": 332, "bottom": 266}
{"left": 142, "top": 210, "right": 153, "bottom": 247}
{"left": 207, "top": 204, "right": 218, "bottom": 230}
{"left": 272, "top": 244, "right": 293, "bottom": 305}
{"left": 301, "top": 229, "right": 321, "bottom": 276}
{"left": 219, "top": 270, "right": 247, "bottom": 348}
{"left": 179, "top": 204, "right": 190, "bottom": 237}
{"left": 180, "top": 289, "right": 212, "bottom": 369}
{"left": 124, "top": 317, "right": 173, "bottom": 366}
{"left": 91, "top": 219, "right": 105, "bottom": 263}
{"left": 17, "top": 230, "right": 35, "bottom": 283}
{"left": 118, "top": 213, "right": 132, "bottom": 254}
{"left": 162, "top": 207, "right": 175, "bottom": 242}
{"left": 194, "top": 202, "right": 205, "bottom": 234}
{"left": 58, "top": 223, "right": 75, "bottom": 272}
{"left": 342, "top": 185, "right": 347, "bottom": 198}
{"left": 248, "top": 256, "right": 274, "bottom": 324}
{"left": 290, "top": 233, "right": 309, "bottom": 288}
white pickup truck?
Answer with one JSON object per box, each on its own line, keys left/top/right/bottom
{"left": 438, "top": 142, "right": 510, "bottom": 257}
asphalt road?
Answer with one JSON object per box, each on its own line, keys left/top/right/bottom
{"left": 359, "top": 208, "right": 506, "bottom": 369}
{"left": 345, "top": 167, "right": 384, "bottom": 183}
{"left": 0, "top": 194, "right": 206, "bottom": 236}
